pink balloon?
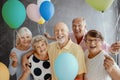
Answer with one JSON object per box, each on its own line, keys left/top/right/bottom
{"left": 26, "top": 4, "right": 41, "bottom": 23}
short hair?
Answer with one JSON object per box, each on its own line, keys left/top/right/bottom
{"left": 72, "top": 17, "right": 86, "bottom": 26}
{"left": 54, "top": 22, "right": 69, "bottom": 33}
{"left": 16, "top": 27, "right": 32, "bottom": 45}
{"left": 84, "top": 30, "right": 104, "bottom": 41}
{"left": 32, "top": 35, "right": 48, "bottom": 49}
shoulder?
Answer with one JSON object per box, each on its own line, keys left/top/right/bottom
{"left": 71, "top": 42, "right": 83, "bottom": 50}
{"left": 49, "top": 41, "right": 57, "bottom": 47}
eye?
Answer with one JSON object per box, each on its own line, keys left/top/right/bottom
{"left": 78, "top": 24, "right": 82, "bottom": 27}
{"left": 21, "top": 37, "right": 24, "bottom": 39}
{"left": 26, "top": 36, "right": 30, "bottom": 38}
{"left": 36, "top": 46, "right": 40, "bottom": 48}
{"left": 73, "top": 25, "right": 76, "bottom": 28}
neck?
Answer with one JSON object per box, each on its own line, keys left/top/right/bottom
{"left": 75, "top": 35, "right": 83, "bottom": 44}
{"left": 16, "top": 45, "right": 30, "bottom": 50}
{"left": 34, "top": 52, "right": 48, "bottom": 60}
{"left": 88, "top": 49, "right": 102, "bottom": 59}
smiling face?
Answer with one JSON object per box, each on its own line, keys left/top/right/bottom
{"left": 19, "top": 33, "right": 32, "bottom": 47}
{"left": 72, "top": 17, "right": 86, "bottom": 38}
{"left": 54, "top": 22, "right": 69, "bottom": 45}
{"left": 85, "top": 30, "right": 103, "bottom": 53}
{"left": 34, "top": 41, "right": 47, "bottom": 55}
{"left": 32, "top": 35, "right": 48, "bottom": 55}
{"left": 16, "top": 27, "right": 32, "bottom": 48}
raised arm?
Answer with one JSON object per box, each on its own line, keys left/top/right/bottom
{"left": 44, "top": 32, "right": 56, "bottom": 40}
{"left": 22, "top": 50, "right": 34, "bottom": 71}
{"left": 9, "top": 52, "right": 18, "bottom": 76}
{"left": 19, "top": 66, "right": 30, "bottom": 80}
{"left": 110, "top": 41, "right": 120, "bottom": 54}
{"left": 104, "top": 55, "right": 120, "bottom": 80}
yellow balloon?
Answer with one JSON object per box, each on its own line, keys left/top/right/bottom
{"left": 0, "top": 62, "right": 9, "bottom": 80}
{"left": 38, "top": 17, "right": 45, "bottom": 24}
{"left": 86, "top": 0, "right": 114, "bottom": 12}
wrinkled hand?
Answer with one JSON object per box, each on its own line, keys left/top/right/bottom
{"left": 22, "top": 56, "right": 30, "bottom": 71}
{"left": 104, "top": 55, "right": 115, "bottom": 73}
{"left": 10, "top": 52, "right": 18, "bottom": 62}
{"left": 110, "top": 41, "right": 120, "bottom": 54}
{"left": 44, "top": 32, "right": 51, "bottom": 39}
{"left": 10, "top": 52, "right": 18, "bottom": 67}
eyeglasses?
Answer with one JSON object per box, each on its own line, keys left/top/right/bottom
{"left": 86, "top": 38, "right": 101, "bottom": 44}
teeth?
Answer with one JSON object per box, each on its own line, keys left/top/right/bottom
{"left": 90, "top": 46, "right": 96, "bottom": 48}
{"left": 57, "top": 35, "right": 64, "bottom": 39}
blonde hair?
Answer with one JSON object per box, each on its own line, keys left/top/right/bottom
{"left": 32, "top": 35, "right": 48, "bottom": 49}
{"left": 16, "top": 27, "right": 32, "bottom": 45}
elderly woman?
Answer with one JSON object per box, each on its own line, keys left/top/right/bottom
{"left": 9, "top": 27, "right": 32, "bottom": 80}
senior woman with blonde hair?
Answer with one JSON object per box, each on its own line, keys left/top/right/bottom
{"left": 9, "top": 27, "right": 33, "bottom": 80}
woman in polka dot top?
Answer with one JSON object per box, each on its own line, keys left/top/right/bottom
{"left": 19, "top": 35, "right": 51, "bottom": 80}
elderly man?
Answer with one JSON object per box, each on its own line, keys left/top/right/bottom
{"left": 45, "top": 17, "right": 120, "bottom": 53}
{"left": 48, "top": 22, "right": 86, "bottom": 80}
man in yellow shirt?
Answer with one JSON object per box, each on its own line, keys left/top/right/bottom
{"left": 22, "top": 22, "right": 86, "bottom": 80}
{"left": 49, "top": 22, "right": 86, "bottom": 80}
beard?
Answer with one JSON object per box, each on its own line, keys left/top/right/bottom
{"left": 56, "top": 37, "right": 65, "bottom": 44}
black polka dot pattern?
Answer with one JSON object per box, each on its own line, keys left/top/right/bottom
{"left": 44, "top": 73, "right": 51, "bottom": 80}
{"left": 34, "top": 68, "right": 42, "bottom": 76}
{"left": 29, "top": 55, "right": 51, "bottom": 80}
{"left": 32, "top": 56, "right": 40, "bottom": 63}
{"left": 43, "top": 61, "right": 50, "bottom": 69}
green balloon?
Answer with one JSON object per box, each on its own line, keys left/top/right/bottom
{"left": 85, "top": 0, "right": 114, "bottom": 12}
{"left": 2, "top": 1, "right": 26, "bottom": 29}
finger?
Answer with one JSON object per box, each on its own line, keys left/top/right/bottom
{"left": 104, "top": 59, "right": 114, "bottom": 67}
{"left": 104, "top": 55, "right": 113, "bottom": 60}
{"left": 104, "top": 56, "right": 114, "bottom": 64}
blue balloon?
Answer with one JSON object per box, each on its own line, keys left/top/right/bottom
{"left": 54, "top": 52, "right": 79, "bottom": 80}
{"left": 40, "top": 1, "right": 55, "bottom": 21}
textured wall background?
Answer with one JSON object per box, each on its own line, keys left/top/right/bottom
{"left": 0, "top": 0, "right": 119, "bottom": 79}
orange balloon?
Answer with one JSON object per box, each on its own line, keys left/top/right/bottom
{"left": 0, "top": 62, "right": 9, "bottom": 80}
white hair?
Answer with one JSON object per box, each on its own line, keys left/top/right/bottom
{"left": 17, "top": 27, "right": 32, "bottom": 37}
{"left": 16, "top": 27, "right": 32, "bottom": 45}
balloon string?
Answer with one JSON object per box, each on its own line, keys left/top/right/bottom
{"left": 115, "top": 13, "right": 120, "bottom": 42}
{"left": 37, "top": 24, "right": 41, "bottom": 34}
{"left": 101, "top": 13, "right": 107, "bottom": 41}
{"left": 43, "top": 21, "right": 47, "bottom": 33}
{"left": 13, "top": 30, "right": 16, "bottom": 47}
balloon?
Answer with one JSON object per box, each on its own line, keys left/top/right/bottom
{"left": 40, "top": 1, "right": 55, "bottom": 21}
{"left": 26, "top": 4, "right": 45, "bottom": 24}
{"left": 54, "top": 52, "right": 78, "bottom": 80}
{"left": 38, "top": 17, "right": 45, "bottom": 24}
{"left": 37, "top": 0, "right": 51, "bottom": 7}
{"left": 0, "top": 62, "right": 9, "bottom": 80}
{"left": 85, "top": 0, "right": 114, "bottom": 12}
{"left": 2, "top": 0, "right": 26, "bottom": 29}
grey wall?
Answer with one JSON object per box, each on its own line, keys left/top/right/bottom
{"left": 0, "top": 0, "right": 119, "bottom": 79}
{"left": 48, "top": 0, "right": 118, "bottom": 44}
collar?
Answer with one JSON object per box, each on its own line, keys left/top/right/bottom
{"left": 56, "top": 39, "right": 72, "bottom": 49}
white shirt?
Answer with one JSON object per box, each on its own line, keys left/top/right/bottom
{"left": 85, "top": 50, "right": 111, "bottom": 80}
{"left": 9, "top": 47, "right": 32, "bottom": 80}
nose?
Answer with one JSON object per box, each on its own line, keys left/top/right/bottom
{"left": 57, "top": 30, "right": 62, "bottom": 35}
{"left": 75, "top": 26, "right": 80, "bottom": 31}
